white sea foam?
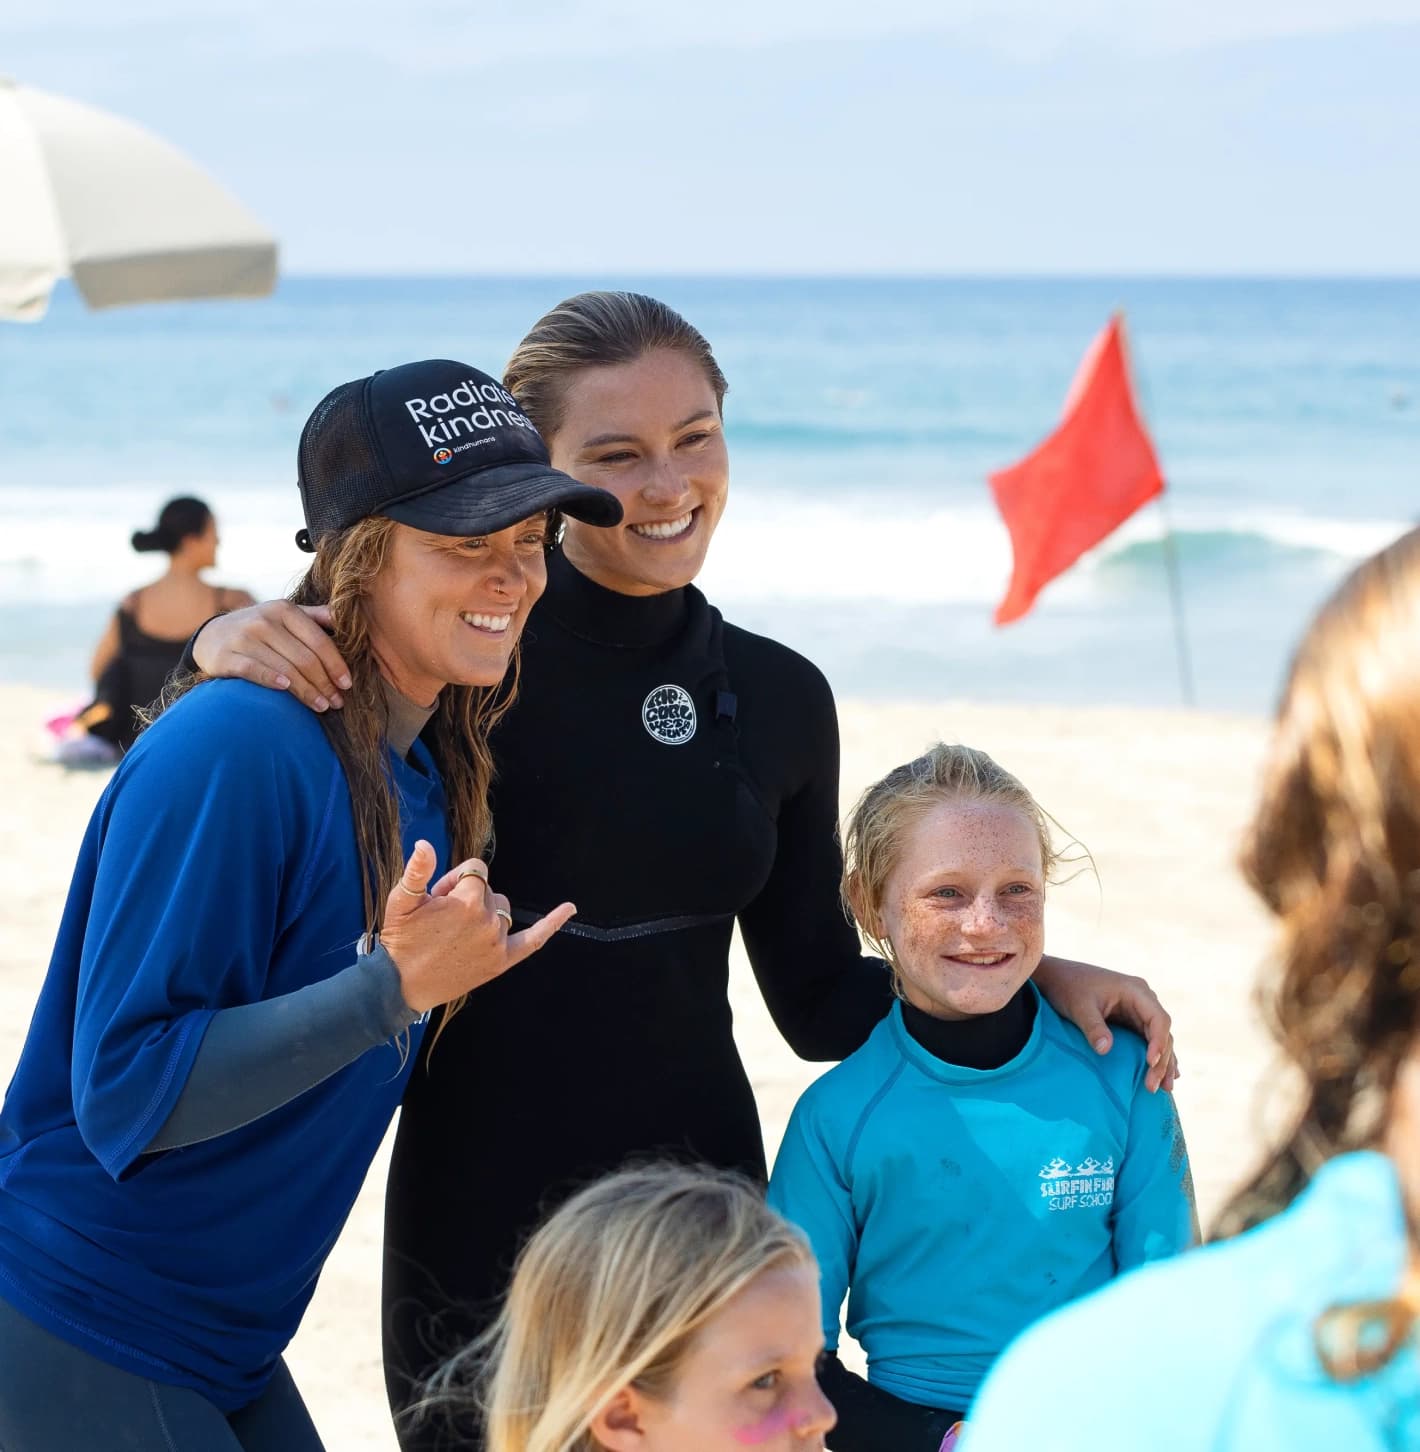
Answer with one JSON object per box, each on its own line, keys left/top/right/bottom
{"left": 1, "top": 482, "right": 1408, "bottom": 615}
{"left": 0, "top": 484, "right": 309, "bottom": 608}
{"left": 701, "top": 493, "right": 1408, "bottom": 608}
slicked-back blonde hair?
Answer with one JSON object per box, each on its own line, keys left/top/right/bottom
{"left": 1217, "top": 525, "right": 1420, "bottom": 1378}
{"left": 504, "top": 291, "right": 729, "bottom": 446}
{"left": 424, "top": 1166, "right": 812, "bottom": 1452}
{"left": 841, "top": 742, "right": 1082, "bottom": 990}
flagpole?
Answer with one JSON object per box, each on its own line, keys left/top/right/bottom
{"left": 1117, "top": 309, "right": 1197, "bottom": 708}
{"left": 1154, "top": 491, "right": 1196, "bottom": 707}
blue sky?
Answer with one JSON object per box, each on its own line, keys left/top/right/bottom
{"left": 6, "top": 2, "right": 1419, "bottom": 274}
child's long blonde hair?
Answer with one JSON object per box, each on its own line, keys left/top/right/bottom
{"left": 426, "top": 1166, "right": 812, "bottom": 1452}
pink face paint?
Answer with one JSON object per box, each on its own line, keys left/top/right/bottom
{"left": 733, "top": 1407, "right": 803, "bottom": 1445}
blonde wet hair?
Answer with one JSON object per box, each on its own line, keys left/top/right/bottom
{"left": 841, "top": 742, "right": 1084, "bottom": 990}
{"left": 504, "top": 290, "right": 729, "bottom": 446}
{"left": 425, "top": 1165, "right": 811, "bottom": 1452}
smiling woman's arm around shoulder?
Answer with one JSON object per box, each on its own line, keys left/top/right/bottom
{"left": 734, "top": 643, "right": 896, "bottom": 1060}
{"left": 181, "top": 599, "right": 354, "bottom": 712}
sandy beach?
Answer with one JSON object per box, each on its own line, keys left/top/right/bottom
{"left": 1, "top": 685, "right": 1279, "bottom": 1450}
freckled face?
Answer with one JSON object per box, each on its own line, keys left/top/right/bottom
{"left": 363, "top": 518, "right": 548, "bottom": 704}
{"left": 628, "top": 1265, "right": 836, "bottom": 1452}
{"left": 549, "top": 348, "right": 729, "bottom": 598}
{"left": 877, "top": 800, "right": 1045, "bottom": 1020}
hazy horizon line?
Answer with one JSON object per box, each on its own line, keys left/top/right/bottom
{"left": 271, "top": 269, "right": 1420, "bottom": 283}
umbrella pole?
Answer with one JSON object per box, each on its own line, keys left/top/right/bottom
{"left": 1155, "top": 493, "right": 1196, "bottom": 707}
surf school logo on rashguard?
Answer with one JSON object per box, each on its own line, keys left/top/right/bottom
{"left": 642, "top": 684, "right": 696, "bottom": 745}
{"left": 1039, "top": 1155, "right": 1115, "bottom": 1212}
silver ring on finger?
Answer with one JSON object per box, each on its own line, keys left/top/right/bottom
{"left": 494, "top": 907, "right": 513, "bottom": 926}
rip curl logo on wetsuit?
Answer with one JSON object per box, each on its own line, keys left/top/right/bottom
{"left": 1039, "top": 1154, "right": 1115, "bottom": 1212}
{"left": 642, "top": 684, "right": 696, "bottom": 745}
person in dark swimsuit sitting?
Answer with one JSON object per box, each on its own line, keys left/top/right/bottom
{"left": 79, "top": 497, "right": 255, "bottom": 754}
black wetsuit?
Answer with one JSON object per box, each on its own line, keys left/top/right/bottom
{"left": 382, "top": 551, "right": 894, "bottom": 1448}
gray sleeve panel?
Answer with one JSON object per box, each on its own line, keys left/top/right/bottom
{"left": 144, "top": 944, "right": 418, "bottom": 1153}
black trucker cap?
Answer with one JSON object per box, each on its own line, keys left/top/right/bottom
{"left": 294, "top": 359, "right": 622, "bottom": 550}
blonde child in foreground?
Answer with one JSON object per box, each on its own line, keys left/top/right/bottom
{"left": 768, "top": 745, "right": 1198, "bottom": 1451}
{"left": 968, "top": 528, "right": 1420, "bottom": 1448}
{"left": 423, "top": 1166, "right": 837, "bottom": 1452}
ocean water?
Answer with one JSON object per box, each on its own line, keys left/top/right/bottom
{"left": 3, "top": 276, "right": 1417, "bottom": 714}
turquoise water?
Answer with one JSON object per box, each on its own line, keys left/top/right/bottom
{"left": 3, "top": 277, "right": 1417, "bottom": 711}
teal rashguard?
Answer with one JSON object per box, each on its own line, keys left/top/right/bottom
{"left": 967, "top": 1153, "right": 1419, "bottom": 1450}
{"left": 767, "top": 989, "right": 1197, "bottom": 1418}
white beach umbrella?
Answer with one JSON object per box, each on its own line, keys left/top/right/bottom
{"left": 0, "top": 75, "right": 277, "bottom": 321}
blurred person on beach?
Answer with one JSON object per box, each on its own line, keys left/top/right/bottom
{"left": 768, "top": 744, "right": 1196, "bottom": 1451}
{"left": 424, "top": 1165, "right": 837, "bottom": 1452}
{"left": 186, "top": 292, "right": 1180, "bottom": 1447}
{"left": 61, "top": 496, "right": 255, "bottom": 762}
{"left": 967, "top": 526, "right": 1420, "bottom": 1450}
{"left": 0, "top": 359, "right": 619, "bottom": 1451}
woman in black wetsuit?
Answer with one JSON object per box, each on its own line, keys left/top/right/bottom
{"left": 190, "top": 293, "right": 1178, "bottom": 1450}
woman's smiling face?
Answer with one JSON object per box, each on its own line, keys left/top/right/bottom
{"left": 549, "top": 348, "right": 729, "bottom": 597}
{"left": 362, "top": 518, "right": 548, "bottom": 704}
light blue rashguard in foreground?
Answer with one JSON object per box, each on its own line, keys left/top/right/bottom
{"left": 968, "top": 1152, "right": 1420, "bottom": 1450}
{"left": 767, "top": 990, "right": 1196, "bottom": 1414}
{"left": 0, "top": 680, "right": 446, "bottom": 1411}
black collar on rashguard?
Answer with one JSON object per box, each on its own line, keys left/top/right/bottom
{"left": 900, "top": 986, "right": 1037, "bottom": 1071}
{"left": 538, "top": 548, "right": 688, "bottom": 649}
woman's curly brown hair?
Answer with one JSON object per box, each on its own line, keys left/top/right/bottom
{"left": 1218, "top": 525, "right": 1420, "bottom": 1377}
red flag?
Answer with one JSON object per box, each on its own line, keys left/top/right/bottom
{"left": 990, "top": 313, "right": 1165, "bottom": 625}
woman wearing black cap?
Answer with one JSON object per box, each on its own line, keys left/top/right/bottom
{"left": 190, "top": 296, "right": 1179, "bottom": 1449}
{"left": 70, "top": 496, "right": 254, "bottom": 759}
{"left": 0, "top": 361, "right": 619, "bottom": 1451}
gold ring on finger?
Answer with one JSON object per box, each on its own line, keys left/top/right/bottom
{"left": 395, "top": 881, "right": 425, "bottom": 898}
{"left": 457, "top": 869, "right": 489, "bottom": 887}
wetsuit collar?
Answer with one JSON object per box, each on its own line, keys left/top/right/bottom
{"left": 899, "top": 983, "right": 1039, "bottom": 1072}
{"left": 381, "top": 678, "right": 438, "bottom": 760}
{"left": 540, "top": 548, "right": 689, "bottom": 649}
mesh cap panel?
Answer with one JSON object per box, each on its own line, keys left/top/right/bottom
{"left": 296, "top": 379, "right": 391, "bottom": 542}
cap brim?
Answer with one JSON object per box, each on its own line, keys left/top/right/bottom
{"left": 381, "top": 461, "right": 623, "bottom": 536}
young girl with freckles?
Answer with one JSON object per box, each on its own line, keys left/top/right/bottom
{"left": 423, "top": 1165, "right": 837, "bottom": 1452}
{"left": 768, "top": 745, "right": 1199, "bottom": 1452}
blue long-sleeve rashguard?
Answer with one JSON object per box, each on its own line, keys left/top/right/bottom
{"left": 0, "top": 680, "right": 447, "bottom": 1411}
{"left": 767, "top": 990, "right": 1197, "bottom": 1414}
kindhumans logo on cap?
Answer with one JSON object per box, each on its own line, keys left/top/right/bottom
{"left": 643, "top": 685, "right": 696, "bottom": 745}
{"left": 404, "top": 379, "right": 538, "bottom": 450}
{"left": 432, "top": 447, "right": 453, "bottom": 465}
